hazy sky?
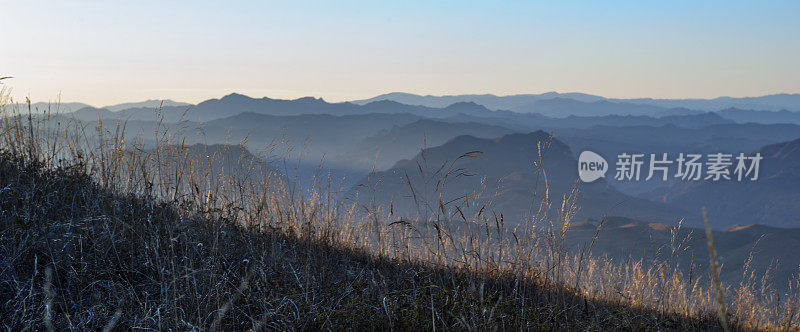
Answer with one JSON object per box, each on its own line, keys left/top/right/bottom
{"left": 3, "top": 0, "right": 799, "bottom": 106}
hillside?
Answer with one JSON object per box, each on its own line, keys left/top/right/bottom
{"left": 153, "top": 143, "right": 294, "bottom": 194}
{"left": 0, "top": 150, "right": 728, "bottom": 330}
{"left": 563, "top": 217, "right": 800, "bottom": 294}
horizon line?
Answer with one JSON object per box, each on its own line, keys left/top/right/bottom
{"left": 12, "top": 90, "right": 800, "bottom": 107}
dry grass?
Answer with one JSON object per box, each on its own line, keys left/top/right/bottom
{"left": 0, "top": 88, "right": 798, "bottom": 330}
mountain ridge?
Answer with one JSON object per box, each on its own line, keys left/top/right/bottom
{"left": 353, "top": 92, "right": 800, "bottom": 112}
{"left": 348, "top": 131, "right": 695, "bottom": 228}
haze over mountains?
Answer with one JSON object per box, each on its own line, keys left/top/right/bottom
{"left": 17, "top": 89, "right": 800, "bottom": 293}
{"left": 21, "top": 99, "right": 190, "bottom": 114}
{"left": 103, "top": 99, "right": 190, "bottom": 112}
{"left": 22, "top": 91, "right": 800, "bottom": 233}
{"left": 333, "top": 119, "right": 518, "bottom": 171}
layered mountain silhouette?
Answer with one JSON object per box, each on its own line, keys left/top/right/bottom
{"left": 511, "top": 98, "right": 676, "bottom": 117}
{"left": 333, "top": 119, "right": 518, "bottom": 171}
{"left": 200, "top": 112, "right": 422, "bottom": 162}
{"left": 354, "top": 92, "right": 800, "bottom": 112}
{"left": 72, "top": 106, "right": 116, "bottom": 120}
{"left": 616, "top": 93, "right": 800, "bottom": 112}
{"left": 103, "top": 99, "right": 190, "bottom": 112}
{"left": 66, "top": 92, "right": 800, "bottom": 133}
{"left": 716, "top": 108, "right": 800, "bottom": 124}
{"left": 70, "top": 105, "right": 189, "bottom": 122}
{"left": 445, "top": 111, "right": 733, "bottom": 130}
{"left": 352, "top": 92, "right": 604, "bottom": 110}
{"left": 70, "top": 93, "right": 507, "bottom": 122}
{"left": 348, "top": 131, "right": 694, "bottom": 228}
{"left": 33, "top": 92, "right": 800, "bottom": 128}
{"left": 646, "top": 138, "right": 800, "bottom": 228}
{"left": 62, "top": 94, "right": 800, "bottom": 202}
{"left": 16, "top": 102, "right": 92, "bottom": 113}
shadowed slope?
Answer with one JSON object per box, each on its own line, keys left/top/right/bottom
{"left": 0, "top": 152, "right": 730, "bottom": 330}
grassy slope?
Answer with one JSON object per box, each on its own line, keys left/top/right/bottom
{"left": 0, "top": 152, "right": 729, "bottom": 330}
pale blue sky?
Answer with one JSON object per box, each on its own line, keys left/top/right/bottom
{"left": 2, "top": 0, "right": 799, "bottom": 105}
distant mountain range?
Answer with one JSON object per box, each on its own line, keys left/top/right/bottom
{"left": 59, "top": 92, "right": 800, "bottom": 126}
{"left": 444, "top": 110, "right": 735, "bottom": 129}
{"left": 62, "top": 93, "right": 800, "bottom": 199}
{"left": 614, "top": 93, "right": 800, "bottom": 112}
{"left": 17, "top": 100, "right": 189, "bottom": 114}
{"left": 41, "top": 91, "right": 799, "bottom": 117}
{"left": 512, "top": 98, "right": 679, "bottom": 117}
{"left": 354, "top": 92, "right": 800, "bottom": 112}
{"left": 17, "top": 102, "right": 92, "bottom": 113}
{"left": 716, "top": 108, "right": 800, "bottom": 124}
{"left": 200, "top": 111, "right": 422, "bottom": 162}
{"left": 352, "top": 92, "right": 605, "bottom": 110}
{"left": 102, "top": 99, "right": 190, "bottom": 112}
{"left": 44, "top": 93, "right": 800, "bottom": 227}
{"left": 69, "top": 93, "right": 504, "bottom": 122}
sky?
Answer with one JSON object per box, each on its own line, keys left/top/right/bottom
{"left": 2, "top": 0, "right": 799, "bottom": 106}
